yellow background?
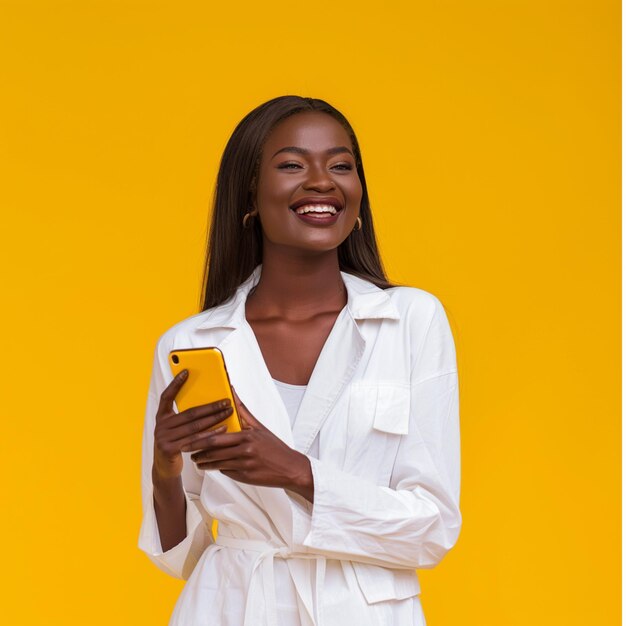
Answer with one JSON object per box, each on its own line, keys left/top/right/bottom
{"left": 0, "top": 1, "right": 620, "bottom": 624}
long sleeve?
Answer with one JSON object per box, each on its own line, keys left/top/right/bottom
{"left": 137, "top": 336, "right": 215, "bottom": 580}
{"left": 290, "top": 296, "right": 461, "bottom": 570}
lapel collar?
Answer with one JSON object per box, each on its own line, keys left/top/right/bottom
{"left": 342, "top": 271, "right": 402, "bottom": 322}
{"left": 193, "top": 264, "right": 401, "bottom": 455}
{"left": 195, "top": 265, "right": 262, "bottom": 331}
{"left": 289, "top": 269, "right": 401, "bottom": 453}
{"left": 290, "top": 305, "right": 364, "bottom": 453}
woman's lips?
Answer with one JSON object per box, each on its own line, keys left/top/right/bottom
{"left": 290, "top": 206, "right": 343, "bottom": 226}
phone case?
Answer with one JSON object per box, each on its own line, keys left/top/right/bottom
{"left": 168, "top": 347, "right": 242, "bottom": 433}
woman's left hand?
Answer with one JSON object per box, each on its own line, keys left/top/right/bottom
{"left": 190, "top": 387, "right": 314, "bottom": 502}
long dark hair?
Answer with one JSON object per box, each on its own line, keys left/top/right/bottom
{"left": 200, "top": 95, "right": 400, "bottom": 311}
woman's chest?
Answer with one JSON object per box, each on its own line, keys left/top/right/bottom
{"left": 247, "top": 312, "right": 340, "bottom": 385}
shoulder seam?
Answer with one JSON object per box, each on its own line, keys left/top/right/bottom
{"left": 409, "top": 296, "right": 438, "bottom": 379}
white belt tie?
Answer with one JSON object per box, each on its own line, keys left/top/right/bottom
{"left": 215, "top": 535, "right": 326, "bottom": 626}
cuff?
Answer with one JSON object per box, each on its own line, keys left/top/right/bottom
{"left": 285, "top": 454, "right": 317, "bottom": 546}
{"left": 298, "top": 456, "right": 330, "bottom": 550}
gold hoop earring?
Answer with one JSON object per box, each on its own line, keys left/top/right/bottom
{"left": 243, "top": 209, "right": 258, "bottom": 229}
{"left": 353, "top": 216, "right": 362, "bottom": 231}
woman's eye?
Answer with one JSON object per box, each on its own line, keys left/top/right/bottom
{"left": 277, "top": 162, "right": 353, "bottom": 171}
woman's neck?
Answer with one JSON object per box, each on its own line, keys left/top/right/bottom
{"left": 246, "top": 253, "right": 347, "bottom": 321}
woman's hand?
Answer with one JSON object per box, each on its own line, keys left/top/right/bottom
{"left": 152, "top": 370, "right": 234, "bottom": 481}
{"left": 190, "top": 388, "right": 314, "bottom": 502}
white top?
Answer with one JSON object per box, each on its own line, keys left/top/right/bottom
{"left": 139, "top": 263, "right": 460, "bottom": 625}
{"left": 271, "top": 379, "right": 320, "bottom": 459}
{"left": 271, "top": 378, "right": 307, "bottom": 429}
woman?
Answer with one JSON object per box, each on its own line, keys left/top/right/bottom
{"left": 139, "top": 95, "right": 461, "bottom": 625}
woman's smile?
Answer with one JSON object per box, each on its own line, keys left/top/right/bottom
{"left": 288, "top": 195, "right": 346, "bottom": 226}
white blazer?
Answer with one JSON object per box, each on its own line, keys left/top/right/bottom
{"left": 138, "top": 263, "right": 461, "bottom": 626}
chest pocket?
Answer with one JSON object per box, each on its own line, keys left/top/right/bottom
{"left": 343, "top": 381, "right": 411, "bottom": 486}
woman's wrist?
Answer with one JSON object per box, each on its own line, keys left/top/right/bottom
{"left": 287, "top": 453, "right": 314, "bottom": 503}
{"left": 152, "top": 466, "right": 183, "bottom": 499}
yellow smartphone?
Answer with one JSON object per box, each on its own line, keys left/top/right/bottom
{"left": 168, "top": 347, "right": 242, "bottom": 433}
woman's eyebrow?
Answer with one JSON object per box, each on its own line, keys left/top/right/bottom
{"left": 271, "top": 146, "right": 354, "bottom": 158}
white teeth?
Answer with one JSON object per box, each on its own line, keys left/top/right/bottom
{"left": 294, "top": 204, "right": 338, "bottom": 215}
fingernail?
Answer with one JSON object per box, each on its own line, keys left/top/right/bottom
{"left": 181, "top": 369, "right": 189, "bottom": 378}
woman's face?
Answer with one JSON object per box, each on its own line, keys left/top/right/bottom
{"left": 252, "top": 111, "right": 363, "bottom": 253}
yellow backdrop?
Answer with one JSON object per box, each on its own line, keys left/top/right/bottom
{"left": 0, "top": 1, "right": 620, "bottom": 624}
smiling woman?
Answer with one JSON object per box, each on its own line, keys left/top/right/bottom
{"left": 138, "top": 95, "right": 461, "bottom": 626}
{"left": 246, "top": 110, "right": 363, "bottom": 252}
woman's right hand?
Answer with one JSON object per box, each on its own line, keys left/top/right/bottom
{"left": 152, "top": 369, "right": 234, "bottom": 481}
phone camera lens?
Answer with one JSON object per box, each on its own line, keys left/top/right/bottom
{"left": 172, "top": 354, "right": 180, "bottom": 364}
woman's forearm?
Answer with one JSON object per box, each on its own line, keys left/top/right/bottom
{"left": 152, "top": 467, "right": 187, "bottom": 552}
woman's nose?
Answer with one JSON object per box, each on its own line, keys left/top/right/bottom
{"left": 303, "top": 163, "right": 336, "bottom": 191}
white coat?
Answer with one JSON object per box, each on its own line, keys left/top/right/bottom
{"left": 138, "top": 263, "right": 461, "bottom": 626}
